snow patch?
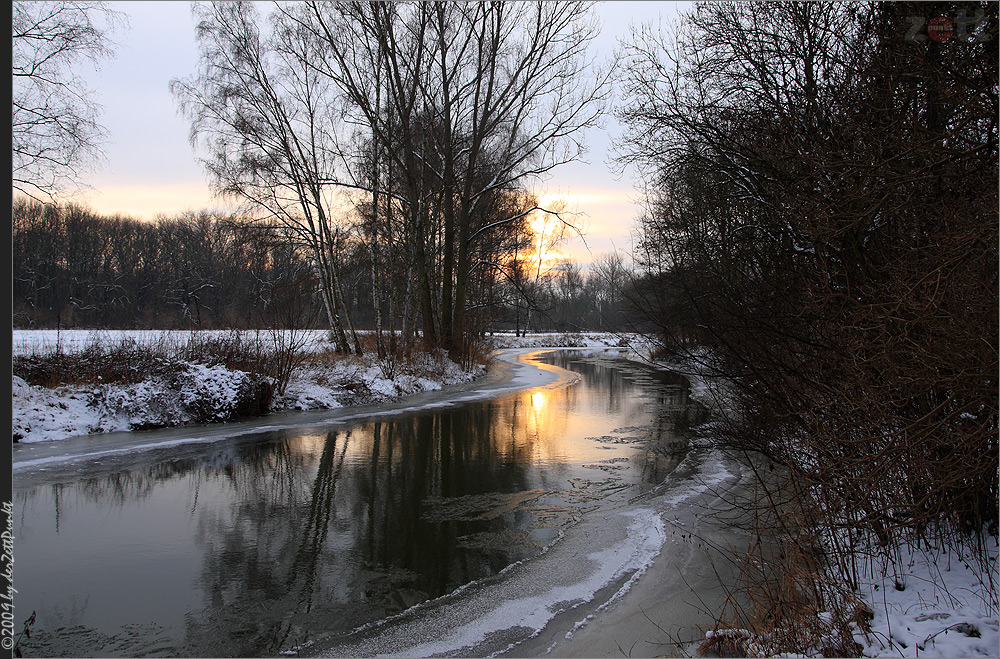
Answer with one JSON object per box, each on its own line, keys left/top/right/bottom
{"left": 382, "top": 509, "right": 666, "bottom": 658}
{"left": 12, "top": 333, "right": 494, "bottom": 444}
{"left": 853, "top": 540, "right": 999, "bottom": 658}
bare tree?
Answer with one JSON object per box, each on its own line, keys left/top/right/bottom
{"left": 173, "top": 1, "right": 608, "bottom": 360}
{"left": 620, "top": 1, "right": 998, "bottom": 652}
{"left": 12, "top": 0, "right": 125, "bottom": 202}
{"left": 424, "top": 1, "right": 610, "bottom": 358}
{"left": 293, "top": 0, "right": 611, "bottom": 360}
{"left": 171, "top": 0, "right": 362, "bottom": 353}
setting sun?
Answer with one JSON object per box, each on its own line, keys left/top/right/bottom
{"left": 527, "top": 206, "right": 566, "bottom": 270}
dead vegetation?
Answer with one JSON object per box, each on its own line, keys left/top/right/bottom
{"left": 619, "top": 3, "right": 998, "bottom": 652}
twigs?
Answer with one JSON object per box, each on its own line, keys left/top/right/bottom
{"left": 13, "top": 610, "right": 36, "bottom": 658}
{"left": 619, "top": 1, "right": 997, "bottom": 654}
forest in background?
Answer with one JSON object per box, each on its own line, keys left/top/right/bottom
{"left": 15, "top": 2, "right": 622, "bottom": 362}
{"left": 12, "top": 197, "right": 635, "bottom": 336}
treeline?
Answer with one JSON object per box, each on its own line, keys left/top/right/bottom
{"left": 620, "top": 1, "right": 997, "bottom": 651}
{"left": 12, "top": 198, "right": 634, "bottom": 334}
{"left": 503, "top": 254, "right": 637, "bottom": 335}
{"left": 12, "top": 199, "right": 324, "bottom": 329}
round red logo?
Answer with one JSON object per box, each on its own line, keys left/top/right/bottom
{"left": 927, "top": 16, "right": 954, "bottom": 42}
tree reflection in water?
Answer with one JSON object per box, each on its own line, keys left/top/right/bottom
{"left": 14, "top": 351, "right": 708, "bottom": 657}
{"left": 182, "top": 401, "right": 558, "bottom": 655}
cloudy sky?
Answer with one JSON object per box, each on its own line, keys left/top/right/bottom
{"left": 71, "top": 1, "right": 690, "bottom": 265}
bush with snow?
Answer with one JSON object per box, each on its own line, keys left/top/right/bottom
{"left": 91, "top": 364, "right": 274, "bottom": 431}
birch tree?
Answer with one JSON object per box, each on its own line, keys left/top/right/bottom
{"left": 175, "top": 1, "right": 609, "bottom": 361}
{"left": 296, "top": 0, "right": 610, "bottom": 360}
{"left": 172, "top": 0, "right": 360, "bottom": 353}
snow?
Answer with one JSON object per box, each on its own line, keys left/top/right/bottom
{"left": 13, "top": 363, "right": 269, "bottom": 442}
{"left": 11, "top": 330, "right": 485, "bottom": 444}
{"left": 393, "top": 509, "right": 666, "bottom": 658}
{"left": 687, "top": 539, "right": 998, "bottom": 658}
{"left": 10, "top": 329, "right": 631, "bottom": 357}
{"left": 275, "top": 349, "right": 484, "bottom": 412}
{"left": 485, "top": 331, "right": 633, "bottom": 349}
{"left": 640, "top": 344, "right": 999, "bottom": 659}
{"left": 12, "top": 375, "right": 104, "bottom": 442}
{"left": 311, "top": 503, "right": 673, "bottom": 658}
{"left": 11, "top": 329, "right": 334, "bottom": 356}
{"left": 852, "top": 540, "right": 999, "bottom": 658}
{"left": 11, "top": 330, "right": 636, "bottom": 444}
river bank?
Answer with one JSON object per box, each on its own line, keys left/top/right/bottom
{"left": 591, "top": 350, "right": 1000, "bottom": 659}
{"left": 300, "top": 441, "right": 755, "bottom": 659}
{"left": 11, "top": 330, "right": 625, "bottom": 444}
{"left": 12, "top": 336, "right": 995, "bottom": 658}
{"left": 13, "top": 345, "right": 699, "bottom": 657}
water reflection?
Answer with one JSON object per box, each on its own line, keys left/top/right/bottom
{"left": 14, "top": 351, "right": 707, "bottom": 657}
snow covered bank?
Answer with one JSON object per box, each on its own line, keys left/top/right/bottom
{"left": 12, "top": 330, "right": 642, "bottom": 444}
{"left": 300, "top": 440, "right": 745, "bottom": 659}
{"left": 692, "top": 540, "right": 999, "bottom": 659}
{"left": 275, "top": 349, "right": 482, "bottom": 412}
{"left": 12, "top": 355, "right": 483, "bottom": 444}
{"left": 12, "top": 363, "right": 272, "bottom": 442}
{"left": 604, "top": 340, "right": 999, "bottom": 659}
{"left": 486, "top": 331, "right": 632, "bottom": 349}
{"left": 12, "top": 330, "right": 484, "bottom": 443}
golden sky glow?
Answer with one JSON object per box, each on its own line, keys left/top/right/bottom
{"left": 528, "top": 208, "right": 566, "bottom": 269}
{"left": 53, "top": 1, "right": 683, "bottom": 265}
{"left": 70, "top": 181, "right": 637, "bottom": 269}
{"left": 533, "top": 189, "right": 641, "bottom": 265}
{"left": 72, "top": 183, "right": 638, "bottom": 266}
{"left": 76, "top": 181, "right": 228, "bottom": 219}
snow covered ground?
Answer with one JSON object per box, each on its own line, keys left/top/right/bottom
{"left": 12, "top": 329, "right": 486, "bottom": 444}
{"left": 690, "top": 542, "right": 998, "bottom": 658}
{"left": 11, "top": 330, "right": 635, "bottom": 445}
{"left": 632, "top": 345, "right": 999, "bottom": 658}
{"left": 851, "top": 541, "right": 998, "bottom": 658}
{"left": 12, "top": 328, "right": 331, "bottom": 356}
{"left": 485, "top": 330, "right": 634, "bottom": 349}
{"left": 11, "top": 329, "right": 634, "bottom": 357}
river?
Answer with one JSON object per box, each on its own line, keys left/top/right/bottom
{"left": 11, "top": 348, "right": 735, "bottom": 658}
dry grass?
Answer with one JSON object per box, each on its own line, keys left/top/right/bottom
{"left": 697, "top": 466, "right": 874, "bottom": 658}
{"left": 13, "top": 336, "right": 182, "bottom": 387}
{"left": 12, "top": 331, "right": 296, "bottom": 391}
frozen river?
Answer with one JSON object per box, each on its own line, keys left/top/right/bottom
{"left": 12, "top": 348, "right": 739, "bottom": 657}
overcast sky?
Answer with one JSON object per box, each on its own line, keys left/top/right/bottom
{"left": 71, "top": 1, "right": 691, "bottom": 265}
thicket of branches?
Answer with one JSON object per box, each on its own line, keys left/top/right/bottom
{"left": 12, "top": 0, "right": 125, "bottom": 201}
{"left": 620, "top": 1, "right": 997, "bottom": 651}
{"left": 498, "top": 253, "right": 637, "bottom": 335}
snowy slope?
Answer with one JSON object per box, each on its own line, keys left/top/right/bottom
{"left": 12, "top": 330, "right": 487, "bottom": 444}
